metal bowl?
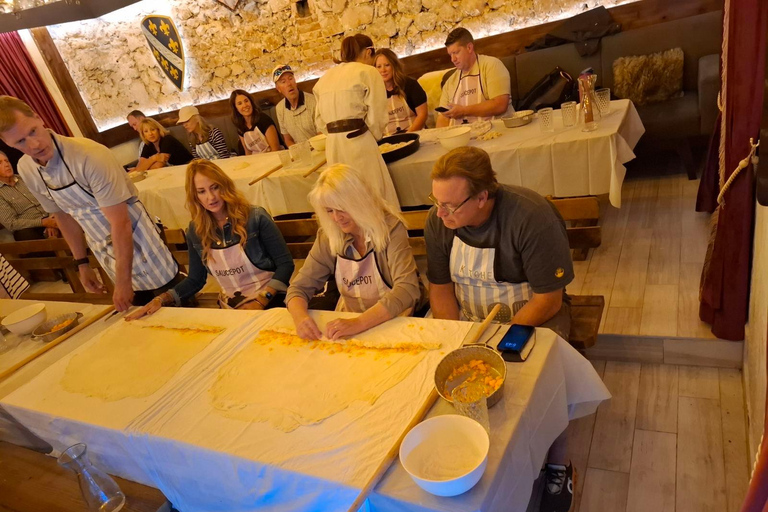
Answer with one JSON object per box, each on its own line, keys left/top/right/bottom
{"left": 378, "top": 133, "right": 420, "bottom": 163}
{"left": 434, "top": 344, "right": 507, "bottom": 408}
{"left": 32, "top": 312, "right": 83, "bottom": 343}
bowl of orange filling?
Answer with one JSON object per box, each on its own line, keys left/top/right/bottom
{"left": 32, "top": 312, "right": 82, "bottom": 343}
{"left": 434, "top": 346, "right": 507, "bottom": 408}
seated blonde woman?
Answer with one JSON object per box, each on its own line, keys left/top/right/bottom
{"left": 177, "top": 105, "right": 231, "bottom": 160}
{"left": 127, "top": 159, "right": 294, "bottom": 319}
{"left": 286, "top": 164, "right": 423, "bottom": 340}
{"left": 134, "top": 118, "right": 193, "bottom": 172}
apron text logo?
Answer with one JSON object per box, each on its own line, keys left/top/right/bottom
{"left": 343, "top": 275, "right": 373, "bottom": 287}
{"left": 459, "top": 88, "right": 477, "bottom": 98}
{"left": 215, "top": 265, "right": 246, "bottom": 277}
{"left": 458, "top": 264, "right": 493, "bottom": 280}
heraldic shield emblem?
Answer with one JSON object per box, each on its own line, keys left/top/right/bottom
{"left": 141, "top": 15, "right": 185, "bottom": 91}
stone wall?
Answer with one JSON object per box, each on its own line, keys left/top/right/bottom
{"left": 47, "top": 0, "right": 634, "bottom": 130}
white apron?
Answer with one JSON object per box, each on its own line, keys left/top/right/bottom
{"left": 207, "top": 242, "right": 274, "bottom": 309}
{"left": 195, "top": 141, "right": 220, "bottom": 160}
{"left": 384, "top": 93, "right": 414, "bottom": 136}
{"left": 450, "top": 56, "right": 494, "bottom": 127}
{"left": 38, "top": 137, "right": 178, "bottom": 291}
{"left": 243, "top": 128, "right": 271, "bottom": 154}
{"left": 326, "top": 127, "right": 400, "bottom": 208}
{"left": 334, "top": 250, "right": 391, "bottom": 313}
{"left": 449, "top": 236, "right": 532, "bottom": 323}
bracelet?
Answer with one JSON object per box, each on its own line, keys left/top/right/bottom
{"left": 254, "top": 297, "right": 267, "bottom": 308}
{"left": 73, "top": 257, "right": 89, "bottom": 268}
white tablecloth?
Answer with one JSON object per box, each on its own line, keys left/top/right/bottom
{"left": 390, "top": 99, "right": 643, "bottom": 209}
{"left": 136, "top": 100, "right": 643, "bottom": 230}
{"left": 1, "top": 306, "right": 609, "bottom": 512}
{"left": 136, "top": 150, "right": 327, "bottom": 229}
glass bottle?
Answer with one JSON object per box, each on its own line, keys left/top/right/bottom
{"left": 578, "top": 73, "right": 601, "bottom": 132}
{"left": 58, "top": 443, "right": 126, "bottom": 512}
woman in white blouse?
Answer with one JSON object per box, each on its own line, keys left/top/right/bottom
{"left": 312, "top": 34, "right": 399, "bottom": 208}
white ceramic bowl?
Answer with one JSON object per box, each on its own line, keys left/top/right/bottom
{"left": 400, "top": 414, "right": 489, "bottom": 497}
{"left": 127, "top": 170, "right": 147, "bottom": 183}
{"left": 501, "top": 109, "right": 535, "bottom": 128}
{"left": 308, "top": 134, "right": 327, "bottom": 152}
{"left": 2, "top": 303, "right": 47, "bottom": 335}
{"left": 437, "top": 127, "right": 472, "bottom": 150}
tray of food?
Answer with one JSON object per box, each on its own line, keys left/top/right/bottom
{"left": 377, "top": 133, "right": 420, "bottom": 163}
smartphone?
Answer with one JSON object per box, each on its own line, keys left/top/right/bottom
{"left": 496, "top": 324, "right": 536, "bottom": 362}
{"left": 435, "top": 106, "right": 449, "bottom": 113}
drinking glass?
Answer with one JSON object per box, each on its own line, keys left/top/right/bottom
{"left": 452, "top": 383, "right": 490, "bottom": 435}
{"left": 538, "top": 107, "right": 554, "bottom": 133}
{"left": 289, "top": 141, "right": 311, "bottom": 165}
{"left": 278, "top": 150, "right": 292, "bottom": 167}
{"left": 561, "top": 101, "right": 578, "bottom": 127}
{"left": 58, "top": 443, "right": 126, "bottom": 512}
{"left": 595, "top": 88, "right": 611, "bottom": 116}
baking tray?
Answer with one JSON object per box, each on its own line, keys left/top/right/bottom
{"left": 378, "top": 133, "right": 420, "bottom": 163}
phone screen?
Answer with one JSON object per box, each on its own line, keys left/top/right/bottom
{"left": 435, "top": 106, "right": 449, "bottom": 113}
{"left": 496, "top": 324, "right": 535, "bottom": 352}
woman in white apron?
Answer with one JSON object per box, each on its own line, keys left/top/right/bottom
{"left": 286, "top": 164, "right": 423, "bottom": 340}
{"left": 229, "top": 90, "right": 281, "bottom": 155}
{"left": 127, "top": 160, "right": 294, "bottom": 319}
{"left": 313, "top": 34, "right": 400, "bottom": 208}
{"left": 177, "top": 105, "right": 231, "bottom": 160}
{"left": 373, "top": 49, "right": 428, "bottom": 135}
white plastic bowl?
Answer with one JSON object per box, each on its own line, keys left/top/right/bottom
{"left": 2, "top": 303, "right": 47, "bottom": 335}
{"left": 400, "top": 414, "right": 489, "bottom": 497}
{"left": 308, "top": 133, "right": 327, "bottom": 152}
{"left": 437, "top": 127, "right": 472, "bottom": 150}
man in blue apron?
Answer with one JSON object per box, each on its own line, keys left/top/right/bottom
{"left": 0, "top": 96, "right": 181, "bottom": 312}
{"left": 425, "top": 146, "right": 576, "bottom": 512}
{"left": 436, "top": 28, "right": 513, "bottom": 127}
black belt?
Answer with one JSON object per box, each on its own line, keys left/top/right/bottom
{"left": 327, "top": 118, "right": 369, "bottom": 139}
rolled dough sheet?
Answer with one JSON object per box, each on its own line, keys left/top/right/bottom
{"left": 210, "top": 329, "right": 441, "bottom": 432}
{"left": 61, "top": 322, "right": 225, "bottom": 402}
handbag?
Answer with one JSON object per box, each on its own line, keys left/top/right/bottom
{"left": 517, "top": 67, "right": 577, "bottom": 111}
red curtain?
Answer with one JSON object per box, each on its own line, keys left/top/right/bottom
{"left": 0, "top": 31, "right": 71, "bottom": 136}
{"left": 699, "top": 0, "right": 768, "bottom": 341}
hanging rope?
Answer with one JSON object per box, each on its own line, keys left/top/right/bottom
{"left": 717, "top": 138, "right": 760, "bottom": 206}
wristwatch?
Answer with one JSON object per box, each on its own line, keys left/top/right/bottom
{"left": 73, "top": 257, "right": 90, "bottom": 268}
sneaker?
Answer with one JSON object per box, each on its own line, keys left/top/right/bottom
{"left": 539, "top": 462, "right": 575, "bottom": 512}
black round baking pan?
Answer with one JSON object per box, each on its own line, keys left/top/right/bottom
{"left": 377, "top": 133, "right": 420, "bottom": 163}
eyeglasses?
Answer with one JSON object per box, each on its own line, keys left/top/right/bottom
{"left": 428, "top": 193, "right": 473, "bottom": 216}
{"left": 273, "top": 65, "right": 293, "bottom": 81}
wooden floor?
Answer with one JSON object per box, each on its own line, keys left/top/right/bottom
{"left": 570, "top": 151, "right": 717, "bottom": 339}
{"left": 567, "top": 360, "right": 750, "bottom": 512}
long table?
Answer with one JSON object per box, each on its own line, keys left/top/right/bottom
{"left": 0, "top": 303, "right": 609, "bottom": 512}
{"left": 136, "top": 100, "right": 643, "bottom": 230}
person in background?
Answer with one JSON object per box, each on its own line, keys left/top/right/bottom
{"left": 0, "top": 150, "right": 59, "bottom": 240}
{"left": 425, "top": 146, "right": 574, "bottom": 512}
{"left": 312, "top": 34, "right": 400, "bottom": 208}
{"left": 127, "top": 159, "right": 294, "bottom": 318}
{"left": 273, "top": 65, "right": 319, "bottom": 147}
{"left": 436, "top": 28, "right": 512, "bottom": 127}
{"left": 287, "top": 164, "right": 422, "bottom": 340}
{"left": 177, "top": 106, "right": 231, "bottom": 160}
{"left": 373, "top": 49, "right": 428, "bottom": 135}
{"left": 229, "top": 90, "right": 281, "bottom": 155}
{"left": 0, "top": 96, "right": 182, "bottom": 312}
{"left": 126, "top": 110, "right": 146, "bottom": 161}
{"left": 134, "top": 118, "right": 193, "bottom": 172}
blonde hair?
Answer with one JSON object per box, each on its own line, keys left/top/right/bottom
{"left": 138, "top": 118, "right": 169, "bottom": 144}
{"left": 186, "top": 114, "right": 214, "bottom": 145}
{"left": 431, "top": 146, "right": 499, "bottom": 196}
{"left": 0, "top": 96, "right": 35, "bottom": 134}
{"left": 185, "top": 159, "right": 251, "bottom": 262}
{"left": 308, "top": 164, "right": 401, "bottom": 255}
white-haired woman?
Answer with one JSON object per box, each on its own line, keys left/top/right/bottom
{"left": 286, "top": 164, "right": 422, "bottom": 340}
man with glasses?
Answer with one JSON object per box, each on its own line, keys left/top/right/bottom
{"left": 272, "top": 65, "right": 319, "bottom": 147}
{"left": 424, "top": 146, "right": 576, "bottom": 512}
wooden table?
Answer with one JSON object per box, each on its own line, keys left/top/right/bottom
{"left": 0, "top": 440, "right": 166, "bottom": 512}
